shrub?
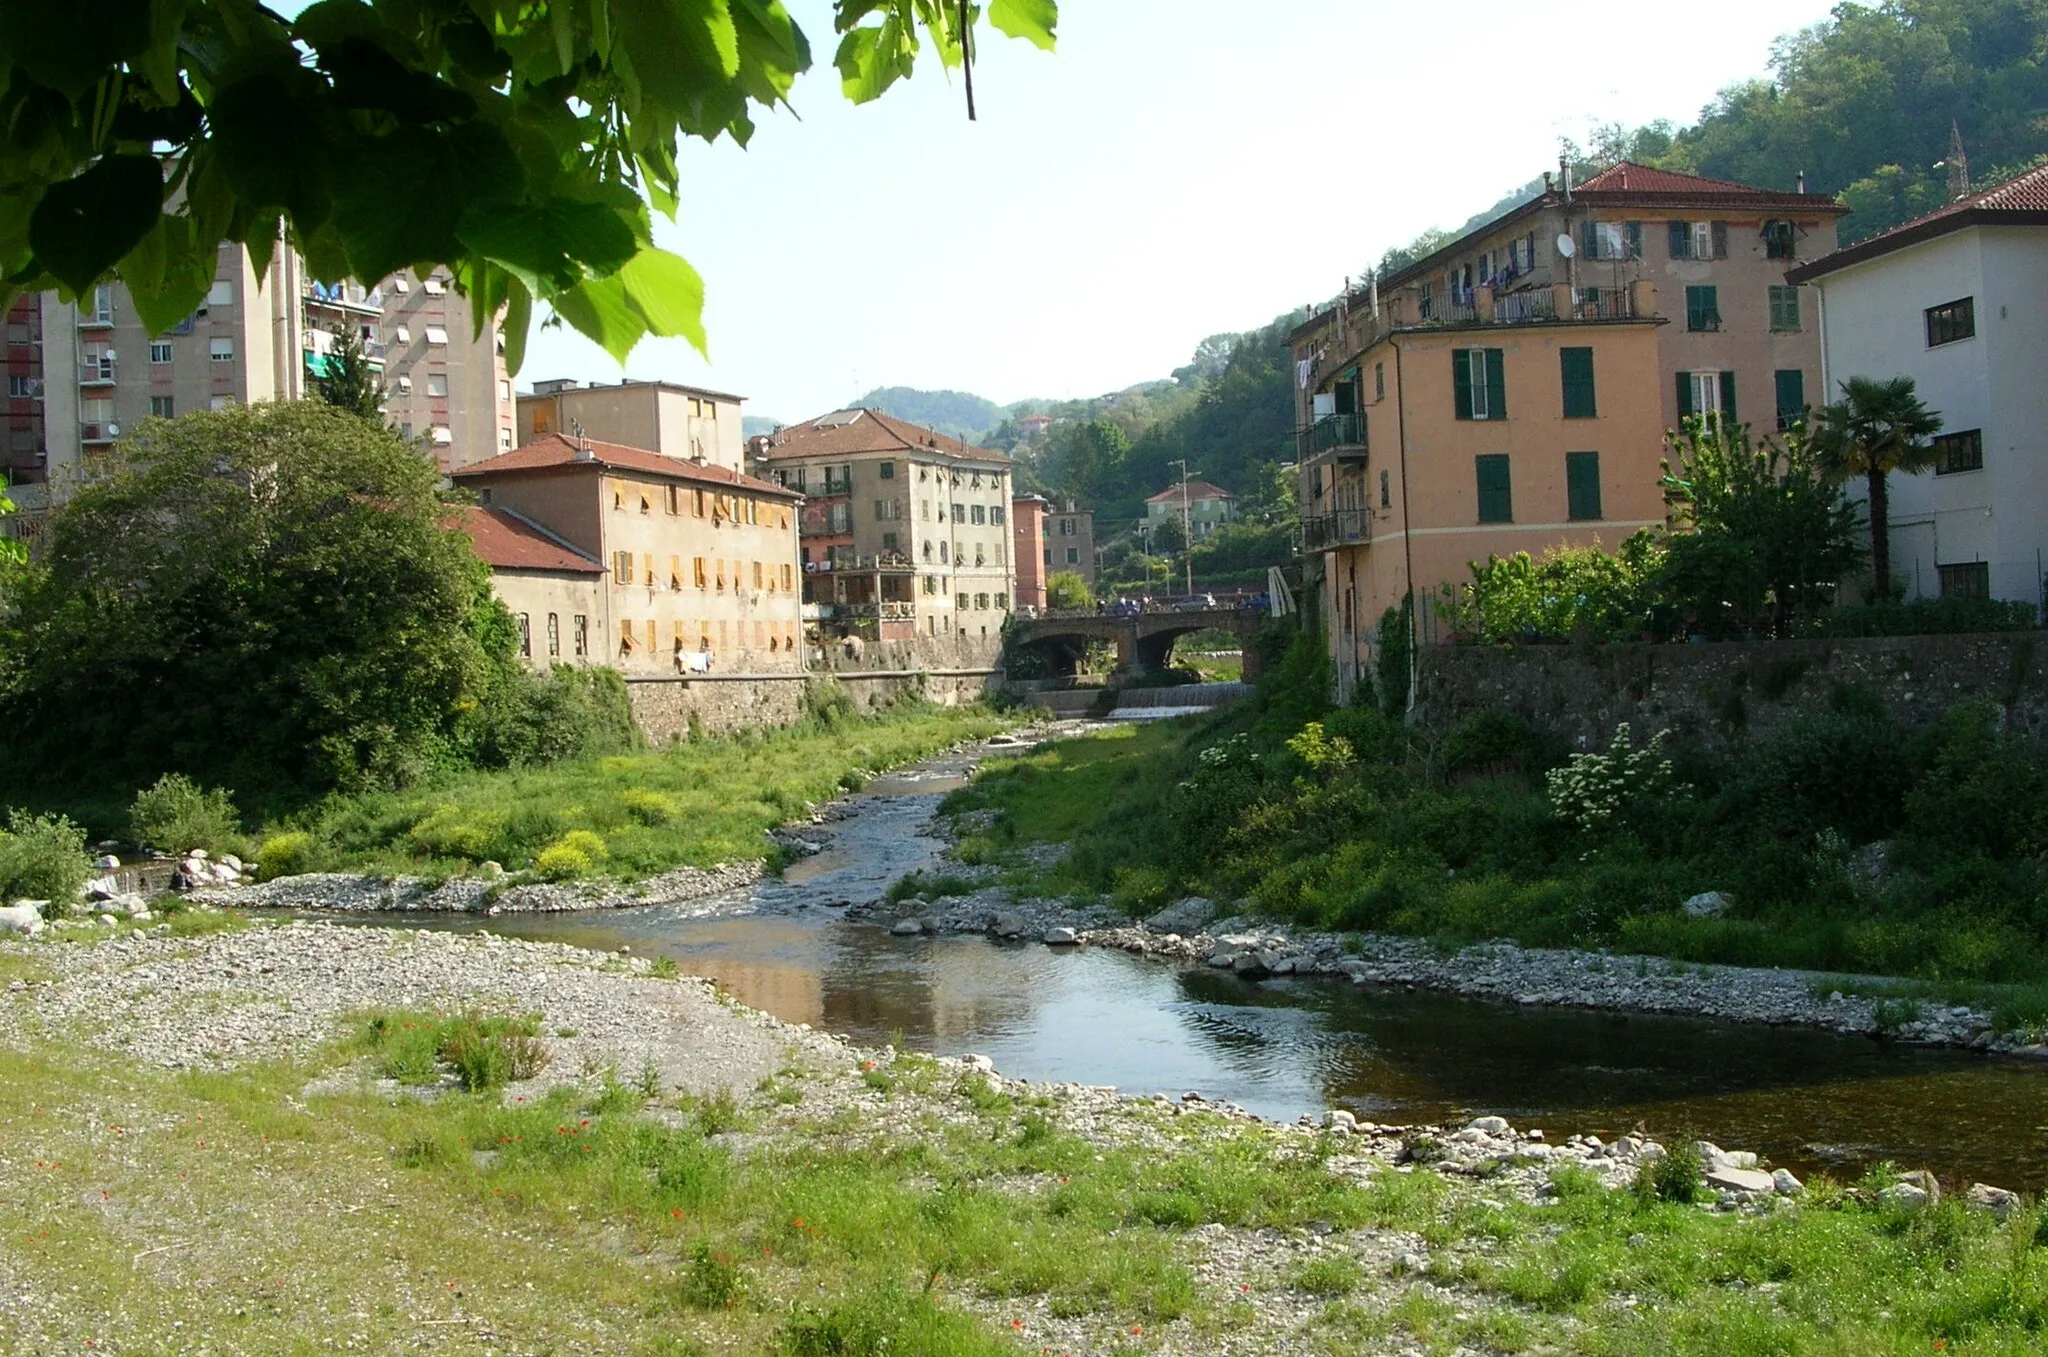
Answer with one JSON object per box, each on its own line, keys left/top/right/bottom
{"left": 460, "top": 664, "right": 643, "bottom": 769}
{"left": 1445, "top": 533, "right": 1664, "bottom": 643}
{"left": 534, "top": 830, "right": 608, "bottom": 881}
{"left": 438, "top": 1013, "right": 550, "bottom": 1091}
{"left": 1294, "top": 1254, "right": 1364, "bottom": 1297}
{"left": 1634, "top": 1142, "right": 1704, "bottom": 1204}
{"left": 1545, "top": 723, "right": 1677, "bottom": 836}
{"left": 0, "top": 810, "right": 92, "bottom": 903}
{"left": 128, "top": 773, "right": 242, "bottom": 854}
{"left": 678, "top": 1240, "right": 745, "bottom": 1310}
{"left": 1717, "top": 710, "right": 1909, "bottom": 842}
{"left": 1809, "top": 596, "right": 2039, "bottom": 637}
{"left": 619, "top": 788, "right": 681, "bottom": 826}
{"left": 1902, "top": 701, "right": 2048, "bottom": 859}
{"left": 257, "top": 831, "right": 317, "bottom": 881}
{"left": 1439, "top": 709, "right": 1542, "bottom": 780}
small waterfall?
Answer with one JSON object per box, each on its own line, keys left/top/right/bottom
{"left": 1106, "top": 680, "right": 1252, "bottom": 721}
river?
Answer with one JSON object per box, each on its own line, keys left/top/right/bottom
{"left": 365, "top": 740, "right": 2048, "bottom": 1192}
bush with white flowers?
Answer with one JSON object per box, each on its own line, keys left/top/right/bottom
{"left": 1545, "top": 723, "right": 1677, "bottom": 835}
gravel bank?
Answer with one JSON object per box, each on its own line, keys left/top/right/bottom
{"left": 184, "top": 859, "right": 766, "bottom": 915}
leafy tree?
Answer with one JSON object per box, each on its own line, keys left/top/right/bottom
{"left": 0, "top": 485, "right": 22, "bottom": 572}
{"left": 1045, "top": 570, "right": 1092, "bottom": 610}
{"left": 312, "top": 324, "right": 385, "bottom": 421}
{"left": 1809, "top": 375, "right": 1944, "bottom": 599}
{"left": 0, "top": 1, "right": 1057, "bottom": 369}
{"left": 1149, "top": 513, "right": 1188, "bottom": 558}
{"left": 0, "top": 402, "right": 510, "bottom": 804}
{"left": 1659, "top": 420, "right": 1864, "bottom": 638}
{"left": 1447, "top": 534, "right": 1668, "bottom": 644}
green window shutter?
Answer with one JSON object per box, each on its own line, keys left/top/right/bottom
{"left": 1668, "top": 220, "right": 1688, "bottom": 258}
{"left": 1452, "top": 349, "right": 1473, "bottom": 420}
{"left": 1484, "top": 348, "right": 1506, "bottom": 420}
{"left": 1625, "top": 221, "right": 1642, "bottom": 258}
{"left": 1686, "top": 286, "right": 1720, "bottom": 331}
{"left": 1712, "top": 220, "right": 1728, "bottom": 258}
{"left": 1475, "top": 454, "right": 1512, "bottom": 523}
{"left": 1560, "top": 347, "right": 1596, "bottom": 418}
{"left": 1769, "top": 285, "right": 1801, "bottom": 331}
{"left": 1775, "top": 369, "right": 1804, "bottom": 429}
{"left": 1580, "top": 219, "right": 1598, "bottom": 259}
{"left": 1676, "top": 371, "right": 1695, "bottom": 418}
{"left": 1719, "top": 370, "right": 1737, "bottom": 422}
{"left": 1566, "top": 451, "right": 1602, "bottom": 520}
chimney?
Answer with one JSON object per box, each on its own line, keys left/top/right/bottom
{"left": 1543, "top": 170, "right": 1553, "bottom": 194}
{"left": 1796, "top": 169, "right": 1807, "bottom": 195}
{"left": 1559, "top": 153, "right": 1572, "bottom": 204}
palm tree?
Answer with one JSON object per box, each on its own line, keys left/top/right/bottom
{"left": 1810, "top": 376, "right": 1943, "bottom": 599}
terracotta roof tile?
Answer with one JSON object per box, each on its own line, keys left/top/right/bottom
{"left": 754, "top": 408, "right": 1013, "bottom": 465}
{"left": 1146, "top": 480, "right": 1236, "bottom": 504}
{"left": 450, "top": 504, "right": 606, "bottom": 574}
{"left": 1789, "top": 160, "right": 2048, "bottom": 282}
{"left": 452, "top": 433, "right": 799, "bottom": 498}
{"left": 1574, "top": 161, "right": 1840, "bottom": 210}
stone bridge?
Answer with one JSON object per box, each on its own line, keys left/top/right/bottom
{"left": 1006, "top": 606, "right": 1270, "bottom": 677}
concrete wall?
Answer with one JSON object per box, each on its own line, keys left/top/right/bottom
{"left": 626, "top": 668, "right": 996, "bottom": 742}
{"left": 1415, "top": 632, "right": 2048, "bottom": 753}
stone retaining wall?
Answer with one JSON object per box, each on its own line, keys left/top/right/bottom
{"left": 1416, "top": 631, "right": 2048, "bottom": 752}
{"left": 626, "top": 669, "right": 996, "bottom": 744}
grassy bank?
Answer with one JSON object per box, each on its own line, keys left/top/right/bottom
{"left": 7, "top": 999, "right": 2048, "bottom": 1355}
{"left": 940, "top": 665, "right": 2048, "bottom": 1030}
{"left": 251, "top": 698, "right": 1016, "bottom": 883}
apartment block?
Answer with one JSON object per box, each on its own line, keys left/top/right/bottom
{"left": 1044, "top": 500, "right": 1099, "bottom": 583}
{"left": 518, "top": 378, "right": 745, "bottom": 475}
{"left": 750, "top": 408, "right": 1017, "bottom": 652}
{"left": 1290, "top": 162, "right": 1845, "bottom": 700}
{"left": 453, "top": 434, "right": 804, "bottom": 673}
{"left": 21, "top": 243, "right": 508, "bottom": 493}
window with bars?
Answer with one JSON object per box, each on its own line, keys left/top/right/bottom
{"left": 1934, "top": 429, "right": 1984, "bottom": 474}
{"left": 547, "top": 613, "right": 561, "bottom": 657}
{"left": 573, "top": 615, "right": 587, "bottom": 657}
{"left": 1926, "top": 297, "right": 1975, "bottom": 347}
{"left": 1559, "top": 347, "right": 1596, "bottom": 419}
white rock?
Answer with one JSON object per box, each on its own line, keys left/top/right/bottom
{"left": 1705, "top": 1165, "right": 1775, "bottom": 1195}
{"left": 889, "top": 918, "right": 925, "bottom": 936}
{"left": 0, "top": 902, "right": 45, "bottom": 937}
{"left": 1043, "top": 927, "right": 1078, "bottom": 946}
{"left": 1965, "top": 1183, "right": 2019, "bottom": 1220}
{"left": 220, "top": 854, "right": 243, "bottom": 871}
{"left": 1683, "top": 890, "right": 1732, "bottom": 918}
{"left": 1324, "top": 1109, "right": 1356, "bottom": 1130}
{"left": 960, "top": 1053, "right": 995, "bottom": 1072}
{"left": 1878, "top": 1182, "right": 1930, "bottom": 1210}
{"left": 1721, "top": 1150, "right": 1759, "bottom": 1170}
{"left": 94, "top": 855, "right": 121, "bottom": 871}
{"left": 1467, "top": 1115, "right": 1511, "bottom": 1135}
{"left": 186, "top": 849, "right": 210, "bottom": 862}
{"left": 1771, "top": 1168, "right": 1803, "bottom": 1195}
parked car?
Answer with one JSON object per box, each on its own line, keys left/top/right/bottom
{"left": 1104, "top": 598, "right": 1143, "bottom": 617}
{"left": 1172, "top": 593, "right": 1218, "bottom": 612}
{"left": 1241, "top": 593, "right": 1270, "bottom": 613}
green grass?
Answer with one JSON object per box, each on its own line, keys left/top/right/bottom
{"left": 255, "top": 701, "right": 1014, "bottom": 883}
{"left": 6, "top": 1020, "right": 2047, "bottom": 1355}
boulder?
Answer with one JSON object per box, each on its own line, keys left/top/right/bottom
{"left": 989, "top": 912, "right": 1030, "bottom": 940}
{"left": 1205, "top": 951, "right": 1237, "bottom": 969}
{"left": 85, "top": 877, "right": 120, "bottom": 901}
{"left": 186, "top": 849, "right": 209, "bottom": 862}
{"left": 1878, "top": 1182, "right": 1930, "bottom": 1210}
{"left": 1846, "top": 840, "right": 1893, "bottom": 885}
{"left": 1898, "top": 1169, "right": 1942, "bottom": 1204}
{"left": 1704, "top": 1165, "right": 1776, "bottom": 1195}
{"left": 220, "top": 853, "right": 244, "bottom": 872}
{"left": 1682, "top": 891, "right": 1733, "bottom": 918}
{"left": 0, "top": 902, "right": 45, "bottom": 937}
{"left": 1466, "top": 1116, "right": 1511, "bottom": 1136}
{"left": 1771, "top": 1168, "right": 1804, "bottom": 1195}
{"left": 1324, "top": 1109, "right": 1357, "bottom": 1131}
{"left": 1044, "top": 927, "right": 1078, "bottom": 946}
{"left": 478, "top": 861, "right": 506, "bottom": 879}
{"left": 1144, "top": 897, "right": 1216, "bottom": 935}
{"left": 889, "top": 918, "right": 926, "bottom": 937}
{"left": 1965, "top": 1183, "right": 2020, "bottom": 1220}
{"left": 94, "top": 855, "right": 121, "bottom": 871}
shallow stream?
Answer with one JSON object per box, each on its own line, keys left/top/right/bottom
{"left": 364, "top": 743, "right": 2048, "bottom": 1191}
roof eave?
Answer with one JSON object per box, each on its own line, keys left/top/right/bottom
{"left": 1788, "top": 207, "right": 2048, "bottom": 283}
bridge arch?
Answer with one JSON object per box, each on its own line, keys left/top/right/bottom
{"left": 1006, "top": 607, "right": 1269, "bottom": 679}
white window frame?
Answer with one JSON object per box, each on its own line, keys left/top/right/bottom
{"left": 149, "top": 340, "right": 173, "bottom": 364}
{"left": 426, "top": 373, "right": 449, "bottom": 397}
{"left": 429, "top": 425, "right": 453, "bottom": 445}
{"left": 209, "top": 338, "right": 235, "bottom": 363}
{"left": 206, "top": 279, "right": 235, "bottom": 307}
{"left": 424, "top": 326, "right": 448, "bottom": 345}
{"left": 1466, "top": 349, "right": 1491, "bottom": 421}
{"left": 1689, "top": 371, "right": 1722, "bottom": 416}
{"left": 393, "top": 326, "right": 410, "bottom": 344}
{"left": 1690, "top": 221, "right": 1712, "bottom": 260}
{"left": 423, "top": 277, "right": 445, "bottom": 295}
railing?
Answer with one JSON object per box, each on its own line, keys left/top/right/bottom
{"left": 842, "top": 600, "right": 918, "bottom": 620}
{"left": 80, "top": 422, "right": 116, "bottom": 444}
{"left": 805, "top": 552, "right": 912, "bottom": 571}
{"left": 798, "top": 520, "right": 847, "bottom": 538}
{"left": 76, "top": 309, "right": 113, "bottom": 328}
{"left": 1492, "top": 290, "right": 1557, "bottom": 323}
{"left": 1298, "top": 412, "right": 1366, "bottom": 460}
{"left": 1571, "top": 287, "right": 1638, "bottom": 320}
{"left": 1301, "top": 509, "right": 1369, "bottom": 552}
{"left": 1419, "top": 296, "right": 1478, "bottom": 324}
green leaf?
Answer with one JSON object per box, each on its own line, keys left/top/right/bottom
{"left": 501, "top": 277, "right": 534, "bottom": 378}
{"left": 618, "top": 246, "right": 706, "bottom": 355}
{"left": 551, "top": 274, "right": 647, "bottom": 364}
{"left": 988, "top": 0, "right": 1057, "bottom": 50}
{"left": 118, "top": 213, "right": 215, "bottom": 336}
{"left": 609, "top": 0, "right": 742, "bottom": 113}
{"left": 8, "top": 0, "right": 151, "bottom": 96}
{"left": 30, "top": 155, "right": 166, "bottom": 296}
{"left": 835, "top": 20, "right": 915, "bottom": 104}
{"left": 210, "top": 69, "right": 336, "bottom": 228}
{"left": 330, "top": 126, "right": 464, "bottom": 284}
{"left": 455, "top": 198, "right": 637, "bottom": 294}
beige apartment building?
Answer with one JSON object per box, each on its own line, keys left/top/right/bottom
{"left": 1044, "top": 500, "right": 1099, "bottom": 583}
{"left": 22, "top": 244, "right": 509, "bottom": 494}
{"left": 1291, "top": 162, "right": 1844, "bottom": 700}
{"left": 453, "top": 433, "right": 805, "bottom": 674}
{"left": 517, "top": 378, "right": 746, "bottom": 474}
{"left": 450, "top": 504, "right": 608, "bottom": 663}
{"left": 749, "top": 409, "right": 1017, "bottom": 652}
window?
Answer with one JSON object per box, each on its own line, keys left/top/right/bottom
{"left": 613, "top": 550, "right": 632, "bottom": 583}
{"left": 693, "top": 556, "right": 707, "bottom": 588}
{"left": 781, "top": 563, "right": 792, "bottom": 590}
{"left": 546, "top": 614, "right": 560, "bottom": 658}
{"left": 1676, "top": 370, "right": 1736, "bottom": 422}
{"left": 1938, "top": 561, "right": 1990, "bottom": 600}
{"left": 393, "top": 276, "right": 410, "bottom": 293}
{"left": 971, "top": 505, "right": 986, "bottom": 525}
{"left": 957, "top": 592, "right": 970, "bottom": 612}
{"left": 991, "top": 505, "right": 1005, "bottom": 525}
{"left": 645, "top": 620, "right": 656, "bottom": 654}
{"left": 6, "top": 375, "right": 36, "bottom": 398}
{"left": 209, "top": 338, "right": 235, "bottom": 362}
{"left": 1768, "top": 285, "right": 1802, "bottom": 332}
{"left": 1934, "top": 429, "right": 1984, "bottom": 475}
{"left": 1774, "top": 370, "right": 1806, "bottom": 431}
{"left": 423, "top": 276, "right": 445, "bottom": 295}
{"left": 573, "top": 615, "right": 588, "bottom": 656}
{"left": 715, "top": 559, "right": 726, "bottom": 591}
{"left": 951, "top": 503, "right": 965, "bottom": 523}
{"left": 693, "top": 488, "right": 707, "bottom": 517}
{"left": 753, "top": 561, "right": 764, "bottom": 589}
{"left": 1762, "top": 219, "right": 1797, "bottom": 259}
{"left": 881, "top": 531, "right": 899, "bottom": 551}
{"left": 975, "top": 593, "right": 989, "bottom": 610}
{"left": 427, "top": 374, "right": 448, "bottom": 397}
{"left": 974, "top": 545, "right": 985, "bottom": 566}
{"left": 879, "top": 461, "right": 895, "bottom": 479}
{"left": 430, "top": 425, "right": 452, "bottom": 444}
{"left": 639, "top": 493, "right": 651, "bottom": 515}
{"left": 1559, "top": 347, "right": 1596, "bottom": 419}
{"left": 206, "top": 279, "right": 234, "bottom": 307}
{"left": 1926, "top": 297, "right": 1975, "bottom": 347}
{"left": 396, "top": 375, "right": 413, "bottom": 394}
{"left": 517, "top": 614, "right": 531, "bottom": 658}
{"left": 1374, "top": 362, "right": 1385, "bottom": 400}
{"left": 1065, "top": 547, "right": 1079, "bottom": 564}
{"left": 939, "top": 542, "right": 949, "bottom": 563}
{"left": 393, "top": 326, "right": 410, "bottom": 344}
{"left": 149, "top": 396, "right": 174, "bottom": 418}
{"left": 499, "top": 380, "right": 511, "bottom": 402}
{"left": 1475, "top": 454, "right": 1512, "bottom": 524}
{"left": 1685, "top": 286, "right": 1720, "bottom": 332}
{"left": 1380, "top": 469, "right": 1390, "bottom": 508}
{"left": 424, "top": 326, "right": 448, "bottom": 345}
{"left": 1566, "top": 451, "right": 1602, "bottom": 521}
{"left": 920, "top": 499, "right": 931, "bottom": 520}
{"left": 1581, "top": 219, "right": 1641, "bottom": 260}
{"left": 149, "top": 340, "right": 173, "bottom": 364}
{"left": 1451, "top": 348, "right": 1506, "bottom": 421}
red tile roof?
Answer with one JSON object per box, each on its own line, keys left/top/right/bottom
{"left": 1789, "top": 160, "right": 2048, "bottom": 282}
{"left": 1574, "top": 161, "right": 1841, "bottom": 210}
{"left": 451, "top": 433, "right": 799, "bottom": 498}
{"left": 754, "top": 408, "right": 1013, "bottom": 465}
{"left": 1146, "top": 480, "right": 1236, "bottom": 504}
{"left": 450, "top": 504, "right": 606, "bottom": 574}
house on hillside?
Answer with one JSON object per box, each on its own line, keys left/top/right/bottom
{"left": 1145, "top": 481, "right": 1237, "bottom": 540}
{"left": 1018, "top": 412, "right": 1054, "bottom": 439}
{"left": 749, "top": 408, "right": 1017, "bottom": 656}
{"left": 1788, "top": 161, "right": 2048, "bottom": 610}
{"left": 451, "top": 433, "right": 804, "bottom": 674}
{"left": 1290, "top": 161, "right": 1846, "bottom": 701}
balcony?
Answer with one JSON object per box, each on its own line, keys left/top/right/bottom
{"left": 1297, "top": 412, "right": 1366, "bottom": 462}
{"left": 841, "top": 600, "right": 918, "bottom": 620}
{"left": 79, "top": 422, "right": 118, "bottom": 444}
{"left": 304, "top": 281, "right": 384, "bottom": 313}
{"left": 1300, "top": 509, "right": 1369, "bottom": 552}
{"left": 78, "top": 359, "right": 116, "bottom": 385}
{"left": 808, "top": 552, "right": 916, "bottom": 572}
{"left": 76, "top": 309, "right": 114, "bottom": 329}
{"left": 799, "top": 519, "right": 849, "bottom": 538}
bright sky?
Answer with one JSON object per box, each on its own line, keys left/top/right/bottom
{"left": 519, "top": 0, "right": 1839, "bottom": 421}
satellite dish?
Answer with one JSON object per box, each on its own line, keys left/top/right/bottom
{"left": 1555, "top": 234, "right": 1577, "bottom": 259}
{"left": 106, "top": 423, "right": 120, "bottom": 437}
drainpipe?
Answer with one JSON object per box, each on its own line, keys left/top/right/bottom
{"left": 1393, "top": 338, "right": 1417, "bottom": 717}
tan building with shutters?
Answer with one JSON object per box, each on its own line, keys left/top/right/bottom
{"left": 449, "top": 504, "right": 608, "bottom": 664}
{"left": 451, "top": 433, "right": 804, "bottom": 674}
{"left": 1290, "top": 162, "right": 1845, "bottom": 701}
{"left": 516, "top": 378, "right": 746, "bottom": 474}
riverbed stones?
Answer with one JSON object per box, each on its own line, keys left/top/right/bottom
{"left": 1683, "top": 890, "right": 1733, "bottom": 918}
{"left": 1143, "top": 896, "right": 1216, "bottom": 934}
{"left": 989, "top": 912, "right": 1030, "bottom": 940}
{"left": 1325, "top": 1109, "right": 1357, "bottom": 1131}
{"left": 94, "top": 855, "right": 120, "bottom": 871}
{"left": 1705, "top": 1164, "right": 1776, "bottom": 1195}
{"left": 1772, "top": 1168, "right": 1804, "bottom": 1195}
{"left": 0, "top": 902, "right": 45, "bottom": 937}
{"left": 1878, "top": 1181, "right": 1931, "bottom": 1209}
{"left": 1467, "top": 1116, "right": 1511, "bottom": 1135}
{"left": 1044, "top": 927, "right": 1078, "bottom": 946}
{"left": 1965, "top": 1182, "right": 2020, "bottom": 1219}
{"left": 889, "top": 918, "right": 925, "bottom": 936}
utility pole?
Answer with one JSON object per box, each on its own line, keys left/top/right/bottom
{"left": 1173, "top": 458, "right": 1195, "bottom": 598}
